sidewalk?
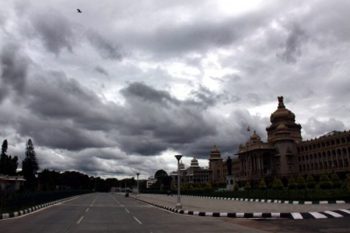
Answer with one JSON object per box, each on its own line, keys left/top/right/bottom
{"left": 134, "top": 194, "right": 350, "bottom": 213}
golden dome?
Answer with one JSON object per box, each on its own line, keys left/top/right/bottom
{"left": 270, "top": 96, "right": 295, "bottom": 123}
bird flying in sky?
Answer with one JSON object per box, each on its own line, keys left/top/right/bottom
{"left": 77, "top": 9, "right": 82, "bottom": 13}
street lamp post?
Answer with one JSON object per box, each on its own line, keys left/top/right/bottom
{"left": 136, "top": 172, "right": 140, "bottom": 194}
{"left": 175, "top": 155, "right": 183, "bottom": 209}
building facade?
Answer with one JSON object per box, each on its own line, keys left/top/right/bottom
{"left": 169, "top": 96, "right": 350, "bottom": 188}
{"left": 170, "top": 157, "right": 211, "bottom": 186}
{"left": 233, "top": 96, "right": 350, "bottom": 183}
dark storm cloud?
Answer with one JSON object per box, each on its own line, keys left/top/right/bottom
{"left": 130, "top": 10, "right": 276, "bottom": 57}
{"left": 27, "top": 71, "right": 105, "bottom": 119}
{"left": 0, "top": 44, "right": 29, "bottom": 102}
{"left": 278, "top": 24, "right": 307, "bottom": 63}
{"left": 17, "top": 116, "right": 112, "bottom": 151}
{"left": 29, "top": 10, "right": 74, "bottom": 54}
{"left": 121, "top": 82, "right": 175, "bottom": 104}
{"left": 87, "top": 31, "right": 123, "bottom": 60}
{"left": 117, "top": 82, "right": 218, "bottom": 155}
{"left": 94, "top": 66, "right": 109, "bottom": 76}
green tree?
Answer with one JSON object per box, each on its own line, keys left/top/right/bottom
{"left": 0, "top": 139, "right": 8, "bottom": 174}
{"left": 258, "top": 178, "right": 267, "bottom": 189}
{"left": 345, "top": 174, "right": 350, "bottom": 192}
{"left": 244, "top": 181, "right": 251, "bottom": 190}
{"left": 0, "top": 139, "right": 18, "bottom": 175}
{"left": 306, "top": 175, "right": 316, "bottom": 189}
{"left": 319, "top": 174, "right": 332, "bottom": 189}
{"left": 330, "top": 173, "right": 341, "bottom": 188}
{"left": 288, "top": 176, "right": 297, "bottom": 189}
{"left": 22, "top": 139, "right": 39, "bottom": 190}
{"left": 296, "top": 175, "right": 306, "bottom": 189}
{"left": 271, "top": 177, "right": 284, "bottom": 190}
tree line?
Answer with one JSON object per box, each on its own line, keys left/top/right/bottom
{"left": 0, "top": 139, "right": 135, "bottom": 192}
{"left": 0, "top": 139, "right": 39, "bottom": 189}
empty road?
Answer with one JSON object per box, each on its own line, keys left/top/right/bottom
{"left": 0, "top": 193, "right": 349, "bottom": 233}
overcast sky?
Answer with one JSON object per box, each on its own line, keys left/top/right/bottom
{"left": 0, "top": 0, "right": 349, "bottom": 178}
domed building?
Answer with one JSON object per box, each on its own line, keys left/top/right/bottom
{"left": 170, "top": 156, "right": 212, "bottom": 186}
{"left": 232, "top": 96, "right": 350, "bottom": 184}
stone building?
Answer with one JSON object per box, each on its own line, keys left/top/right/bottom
{"left": 297, "top": 131, "right": 350, "bottom": 176}
{"left": 208, "top": 145, "right": 226, "bottom": 185}
{"left": 233, "top": 96, "right": 350, "bottom": 184}
{"left": 170, "top": 157, "right": 211, "bottom": 186}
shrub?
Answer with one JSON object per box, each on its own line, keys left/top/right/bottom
{"left": 271, "top": 177, "right": 284, "bottom": 190}
{"left": 244, "top": 181, "right": 251, "bottom": 190}
{"left": 258, "top": 178, "right": 267, "bottom": 189}
{"left": 296, "top": 175, "right": 306, "bottom": 189}
{"left": 306, "top": 175, "right": 316, "bottom": 189}
{"left": 319, "top": 174, "right": 332, "bottom": 189}
{"left": 288, "top": 177, "right": 297, "bottom": 189}
{"left": 330, "top": 173, "right": 341, "bottom": 188}
{"left": 345, "top": 174, "right": 350, "bottom": 192}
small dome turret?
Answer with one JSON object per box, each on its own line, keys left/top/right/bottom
{"left": 190, "top": 156, "right": 199, "bottom": 167}
{"left": 209, "top": 145, "right": 221, "bottom": 160}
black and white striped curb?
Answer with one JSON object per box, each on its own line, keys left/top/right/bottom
{"left": 179, "top": 194, "right": 350, "bottom": 205}
{"left": 133, "top": 196, "right": 350, "bottom": 220}
{"left": 0, "top": 196, "right": 77, "bottom": 220}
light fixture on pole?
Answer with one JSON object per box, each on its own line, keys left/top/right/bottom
{"left": 175, "top": 154, "right": 183, "bottom": 209}
{"left": 136, "top": 172, "right": 140, "bottom": 194}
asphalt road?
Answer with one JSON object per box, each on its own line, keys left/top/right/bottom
{"left": 0, "top": 193, "right": 349, "bottom": 233}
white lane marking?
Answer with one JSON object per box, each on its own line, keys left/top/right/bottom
{"left": 76, "top": 216, "right": 84, "bottom": 224}
{"left": 90, "top": 197, "right": 97, "bottom": 207}
{"left": 309, "top": 212, "right": 327, "bottom": 219}
{"left": 133, "top": 216, "right": 142, "bottom": 225}
{"left": 125, "top": 208, "right": 130, "bottom": 214}
{"left": 271, "top": 212, "right": 280, "bottom": 217}
{"left": 85, "top": 208, "right": 89, "bottom": 213}
{"left": 324, "top": 210, "right": 342, "bottom": 218}
{"left": 253, "top": 212, "right": 262, "bottom": 217}
{"left": 291, "top": 212, "right": 303, "bottom": 219}
{"left": 339, "top": 209, "right": 350, "bottom": 214}
{"left": 236, "top": 213, "right": 244, "bottom": 217}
